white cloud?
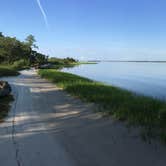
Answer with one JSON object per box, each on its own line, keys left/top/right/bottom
{"left": 36, "top": 0, "right": 49, "bottom": 29}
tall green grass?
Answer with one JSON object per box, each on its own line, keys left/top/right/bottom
{"left": 0, "top": 59, "right": 30, "bottom": 77}
{"left": 39, "top": 69, "right": 166, "bottom": 141}
{"left": 0, "top": 65, "right": 19, "bottom": 77}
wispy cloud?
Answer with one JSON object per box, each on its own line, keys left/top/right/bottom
{"left": 36, "top": 0, "right": 49, "bottom": 29}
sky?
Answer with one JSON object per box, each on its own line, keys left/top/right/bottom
{"left": 1, "top": 0, "right": 166, "bottom": 60}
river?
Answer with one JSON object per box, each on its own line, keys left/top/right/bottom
{"left": 62, "top": 62, "right": 166, "bottom": 100}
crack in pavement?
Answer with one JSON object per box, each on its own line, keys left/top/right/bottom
{"left": 11, "top": 86, "right": 22, "bottom": 166}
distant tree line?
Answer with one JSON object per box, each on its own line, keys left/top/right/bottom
{"left": 48, "top": 57, "right": 77, "bottom": 65}
{"left": 0, "top": 32, "right": 48, "bottom": 66}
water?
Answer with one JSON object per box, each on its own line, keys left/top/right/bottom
{"left": 62, "top": 62, "right": 166, "bottom": 100}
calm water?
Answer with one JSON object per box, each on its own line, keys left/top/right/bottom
{"left": 62, "top": 62, "right": 166, "bottom": 100}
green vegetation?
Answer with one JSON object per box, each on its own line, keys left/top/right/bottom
{"left": 0, "top": 95, "right": 13, "bottom": 121}
{"left": 48, "top": 57, "right": 77, "bottom": 65}
{"left": 0, "top": 66, "right": 19, "bottom": 77}
{"left": 0, "top": 59, "right": 31, "bottom": 77}
{"left": 0, "top": 32, "right": 49, "bottom": 76}
{"left": 0, "top": 33, "right": 48, "bottom": 69}
{"left": 39, "top": 69, "right": 166, "bottom": 142}
{"left": 0, "top": 32, "right": 90, "bottom": 74}
{"left": 47, "top": 57, "right": 96, "bottom": 70}
{"left": 11, "top": 59, "right": 30, "bottom": 70}
{"left": 48, "top": 57, "right": 97, "bottom": 66}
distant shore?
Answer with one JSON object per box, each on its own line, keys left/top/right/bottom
{"left": 88, "top": 60, "right": 166, "bottom": 63}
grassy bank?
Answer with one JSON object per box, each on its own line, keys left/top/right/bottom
{"left": 39, "top": 69, "right": 166, "bottom": 141}
{"left": 0, "top": 95, "right": 13, "bottom": 121}
{"left": 0, "top": 59, "right": 31, "bottom": 77}
{"left": 0, "top": 65, "right": 19, "bottom": 77}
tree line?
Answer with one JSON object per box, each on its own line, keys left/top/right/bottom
{"left": 0, "top": 32, "right": 48, "bottom": 66}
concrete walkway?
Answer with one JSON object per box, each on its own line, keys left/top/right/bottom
{"left": 0, "top": 69, "right": 165, "bottom": 166}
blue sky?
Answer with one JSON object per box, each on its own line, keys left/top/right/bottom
{"left": 1, "top": 0, "right": 166, "bottom": 60}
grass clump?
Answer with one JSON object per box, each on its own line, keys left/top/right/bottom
{"left": 12, "top": 59, "right": 30, "bottom": 70}
{"left": 39, "top": 69, "right": 166, "bottom": 141}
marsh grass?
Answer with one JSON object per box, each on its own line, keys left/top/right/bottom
{"left": 49, "top": 61, "right": 97, "bottom": 70}
{"left": 39, "top": 69, "right": 166, "bottom": 141}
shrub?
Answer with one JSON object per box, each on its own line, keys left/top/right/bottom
{"left": 12, "top": 59, "right": 30, "bottom": 70}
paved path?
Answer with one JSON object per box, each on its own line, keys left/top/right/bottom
{"left": 0, "top": 69, "right": 166, "bottom": 166}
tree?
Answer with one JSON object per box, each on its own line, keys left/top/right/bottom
{"left": 25, "top": 35, "right": 38, "bottom": 49}
{"left": 25, "top": 35, "right": 39, "bottom": 64}
{"left": 0, "top": 32, "right": 3, "bottom": 37}
{"left": 0, "top": 36, "right": 29, "bottom": 63}
{"left": 0, "top": 33, "right": 47, "bottom": 65}
{"left": 35, "top": 52, "right": 48, "bottom": 65}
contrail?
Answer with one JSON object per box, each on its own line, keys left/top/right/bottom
{"left": 36, "top": 0, "right": 49, "bottom": 29}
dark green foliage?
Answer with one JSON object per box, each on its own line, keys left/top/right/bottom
{"left": 47, "top": 57, "right": 79, "bottom": 70}
{"left": 39, "top": 69, "right": 166, "bottom": 141}
{"left": 31, "top": 51, "right": 48, "bottom": 65}
{"left": 158, "top": 108, "right": 166, "bottom": 128}
{"left": 0, "top": 36, "right": 29, "bottom": 63}
{"left": 48, "top": 57, "right": 65, "bottom": 65}
{"left": 48, "top": 57, "right": 77, "bottom": 65}
{"left": 0, "top": 32, "right": 4, "bottom": 37}
{"left": 63, "top": 57, "right": 77, "bottom": 64}
{"left": 12, "top": 59, "right": 30, "bottom": 70}
{"left": 25, "top": 34, "right": 38, "bottom": 49}
{"left": 0, "top": 95, "right": 14, "bottom": 120}
{"left": 0, "top": 33, "right": 47, "bottom": 67}
{"left": 0, "top": 66, "right": 19, "bottom": 77}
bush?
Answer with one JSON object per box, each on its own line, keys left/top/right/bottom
{"left": 12, "top": 59, "right": 30, "bottom": 70}
{"left": 158, "top": 108, "right": 166, "bottom": 128}
{"left": 0, "top": 65, "right": 19, "bottom": 77}
{"left": 48, "top": 57, "right": 77, "bottom": 65}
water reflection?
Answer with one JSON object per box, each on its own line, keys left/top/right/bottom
{"left": 62, "top": 62, "right": 166, "bottom": 100}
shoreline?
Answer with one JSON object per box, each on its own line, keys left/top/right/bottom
{"left": 39, "top": 69, "right": 166, "bottom": 142}
{"left": 1, "top": 69, "right": 165, "bottom": 165}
